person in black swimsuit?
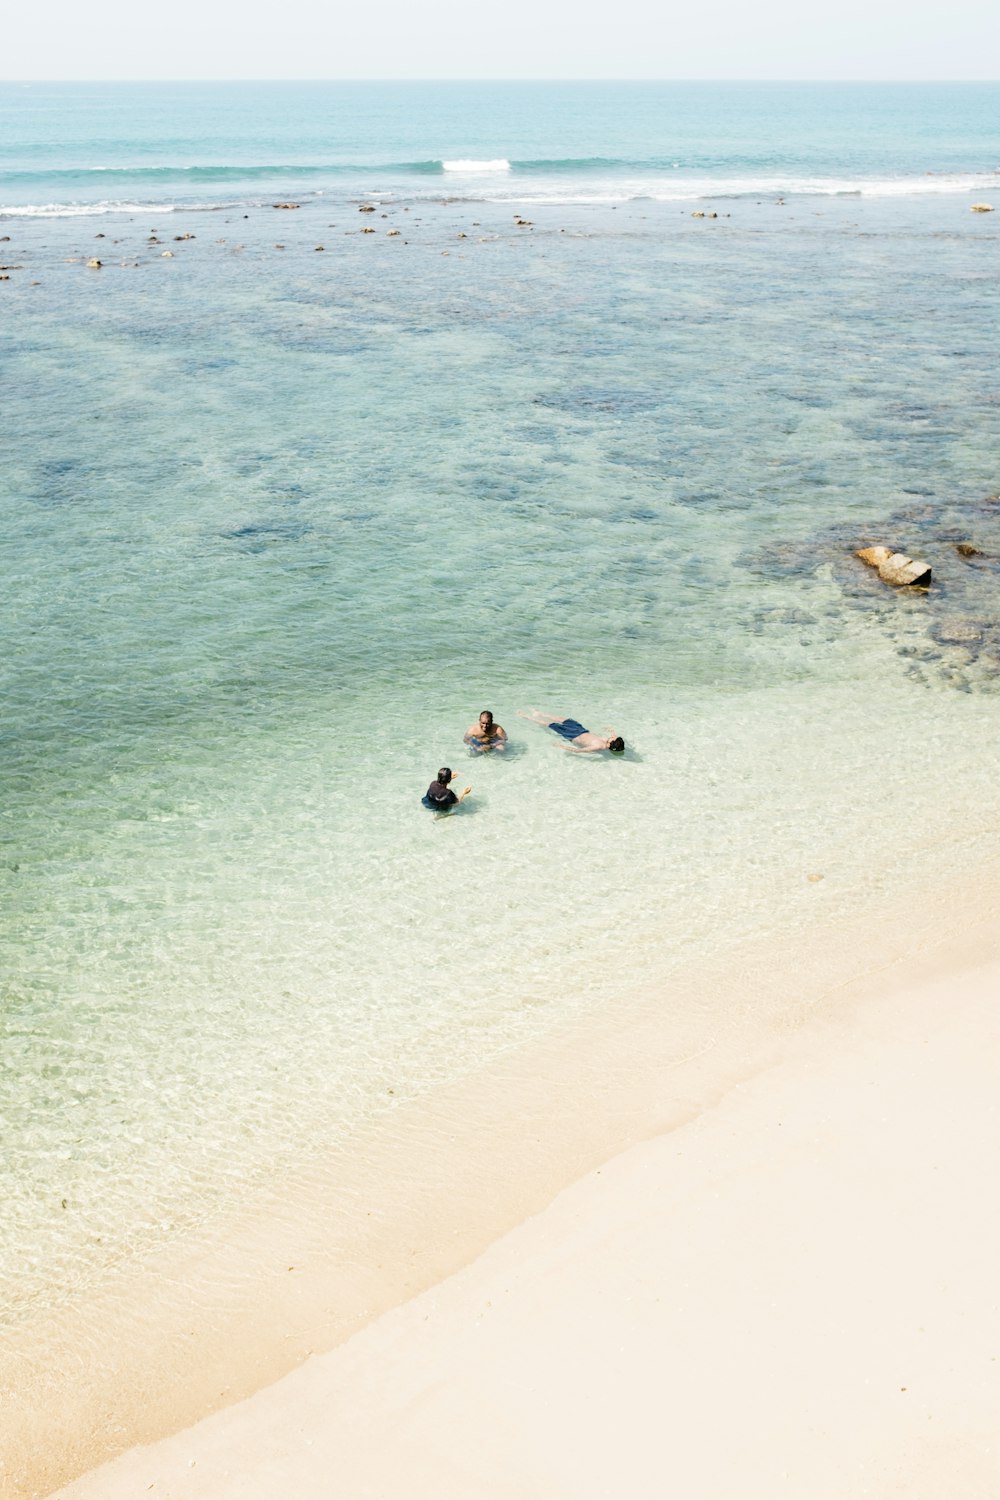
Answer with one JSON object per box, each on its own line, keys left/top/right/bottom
{"left": 421, "top": 767, "right": 472, "bottom": 812}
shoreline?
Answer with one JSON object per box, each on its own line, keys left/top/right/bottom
{"left": 7, "top": 856, "right": 1000, "bottom": 1498}
{"left": 56, "top": 948, "right": 1000, "bottom": 1499}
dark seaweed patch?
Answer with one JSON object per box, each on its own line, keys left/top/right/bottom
{"left": 533, "top": 386, "right": 664, "bottom": 417}
{"left": 221, "top": 520, "right": 314, "bottom": 546}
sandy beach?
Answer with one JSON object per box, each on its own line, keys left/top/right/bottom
{"left": 48, "top": 922, "right": 1000, "bottom": 1500}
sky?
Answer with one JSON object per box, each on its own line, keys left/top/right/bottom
{"left": 2, "top": 0, "right": 999, "bottom": 80}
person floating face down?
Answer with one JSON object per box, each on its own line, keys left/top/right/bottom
{"left": 517, "top": 709, "right": 625, "bottom": 755}
{"left": 464, "top": 709, "right": 507, "bottom": 754}
{"left": 421, "top": 767, "right": 472, "bottom": 812}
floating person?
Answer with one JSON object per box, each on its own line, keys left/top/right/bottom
{"left": 517, "top": 709, "right": 625, "bottom": 755}
{"left": 464, "top": 709, "right": 508, "bottom": 754}
{"left": 421, "top": 767, "right": 472, "bottom": 812}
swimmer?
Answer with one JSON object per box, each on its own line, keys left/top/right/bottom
{"left": 463, "top": 709, "right": 508, "bottom": 754}
{"left": 421, "top": 767, "right": 472, "bottom": 812}
{"left": 517, "top": 709, "right": 625, "bottom": 755}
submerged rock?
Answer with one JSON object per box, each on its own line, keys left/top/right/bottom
{"left": 956, "top": 542, "right": 986, "bottom": 558}
{"left": 970, "top": 203, "right": 994, "bottom": 212}
{"left": 932, "top": 618, "right": 985, "bottom": 646}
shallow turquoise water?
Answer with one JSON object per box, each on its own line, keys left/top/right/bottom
{"left": 2, "top": 85, "right": 1000, "bottom": 1321}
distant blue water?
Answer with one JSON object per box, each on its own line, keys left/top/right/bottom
{"left": 1, "top": 81, "right": 998, "bottom": 214}
{"left": 2, "top": 82, "right": 1000, "bottom": 1379}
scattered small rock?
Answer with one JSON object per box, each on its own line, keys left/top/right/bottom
{"left": 315, "top": 245, "right": 325, "bottom": 251}
{"left": 86, "top": 258, "right": 102, "bottom": 268}
{"left": 691, "top": 210, "right": 705, "bottom": 218}
{"left": 161, "top": 250, "right": 173, "bottom": 257}
{"left": 361, "top": 227, "right": 375, "bottom": 234}
{"left": 359, "top": 204, "right": 376, "bottom": 213}
{"left": 956, "top": 542, "right": 986, "bottom": 558}
{"left": 387, "top": 229, "right": 400, "bottom": 236}
{"left": 272, "top": 202, "right": 300, "bottom": 210}
{"left": 970, "top": 203, "right": 994, "bottom": 213}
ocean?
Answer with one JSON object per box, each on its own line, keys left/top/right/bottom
{"left": 2, "top": 79, "right": 1000, "bottom": 1480}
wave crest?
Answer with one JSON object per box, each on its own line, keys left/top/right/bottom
{"left": 441, "top": 159, "right": 511, "bottom": 173}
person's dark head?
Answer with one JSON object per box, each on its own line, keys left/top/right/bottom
{"left": 479, "top": 710, "right": 494, "bottom": 730}
{"left": 437, "top": 767, "right": 453, "bottom": 784}
{"left": 608, "top": 737, "right": 625, "bottom": 754}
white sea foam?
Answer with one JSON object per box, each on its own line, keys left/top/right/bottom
{"left": 0, "top": 201, "right": 178, "bottom": 219}
{"left": 462, "top": 169, "right": 999, "bottom": 208}
{"left": 442, "top": 158, "right": 511, "bottom": 173}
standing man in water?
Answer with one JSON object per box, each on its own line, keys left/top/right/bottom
{"left": 464, "top": 709, "right": 508, "bottom": 754}
{"left": 517, "top": 709, "right": 625, "bottom": 754}
{"left": 421, "top": 767, "right": 472, "bottom": 812}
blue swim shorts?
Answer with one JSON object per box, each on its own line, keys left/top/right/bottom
{"left": 549, "top": 718, "right": 587, "bottom": 740}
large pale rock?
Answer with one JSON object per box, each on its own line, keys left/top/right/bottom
{"left": 970, "top": 203, "right": 994, "bottom": 212}
{"left": 856, "top": 545, "right": 893, "bottom": 568}
{"left": 878, "top": 553, "right": 932, "bottom": 586}
{"left": 855, "top": 545, "right": 931, "bottom": 587}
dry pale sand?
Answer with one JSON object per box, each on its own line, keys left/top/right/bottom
{"left": 54, "top": 951, "right": 1000, "bottom": 1500}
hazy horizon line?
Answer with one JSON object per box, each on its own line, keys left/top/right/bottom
{"left": 3, "top": 76, "right": 1000, "bottom": 85}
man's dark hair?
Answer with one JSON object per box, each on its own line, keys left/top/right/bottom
{"left": 437, "top": 767, "right": 453, "bottom": 783}
{"left": 609, "top": 738, "right": 625, "bottom": 754}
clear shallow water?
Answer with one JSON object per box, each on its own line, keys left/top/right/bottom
{"left": 2, "top": 84, "right": 1000, "bottom": 1324}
